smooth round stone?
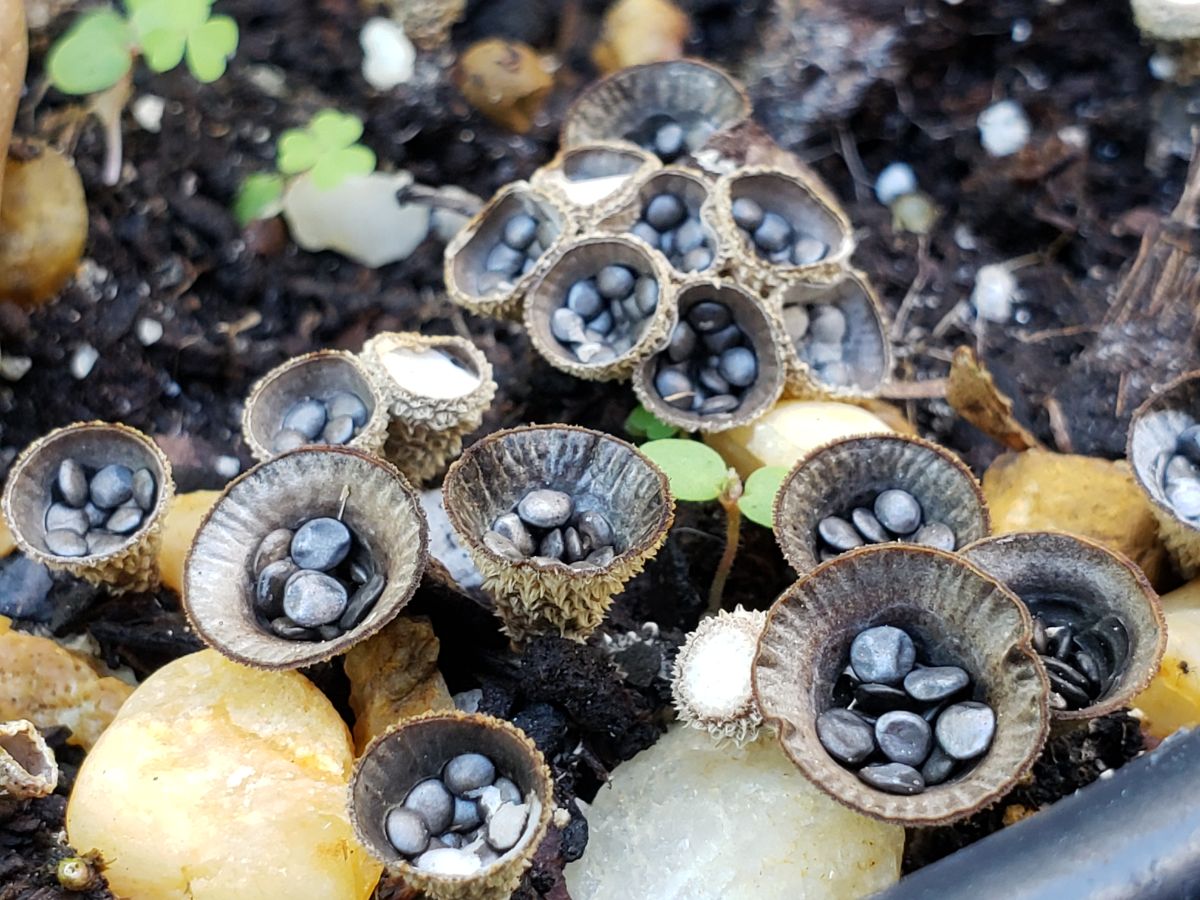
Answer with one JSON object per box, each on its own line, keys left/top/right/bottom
{"left": 339, "top": 573, "right": 386, "bottom": 630}
{"left": 816, "top": 708, "right": 875, "bottom": 765}
{"left": 578, "top": 510, "right": 614, "bottom": 548}
{"left": 405, "top": 778, "right": 455, "bottom": 834}
{"left": 859, "top": 762, "right": 925, "bottom": 795}
{"left": 874, "top": 489, "right": 922, "bottom": 535}
{"left": 87, "top": 532, "right": 127, "bottom": 556}
{"left": 327, "top": 390, "right": 369, "bottom": 427}
{"left": 935, "top": 702, "right": 996, "bottom": 760}
{"left": 630, "top": 221, "right": 660, "bottom": 248}
{"left": 483, "top": 530, "right": 524, "bottom": 561}
{"left": 494, "top": 777, "right": 522, "bottom": 804}
{"left": 539, "top": 528, "right": 565, "bottom": 560}
{"left": 674, "top": 219, "right": 705, "bottom": 255}
{"left": 810, "top": 306, "right": 847, "bottom": 344}
{"left": 567, "top": 280, "right": 604, "bottom": 318}
{"left": 386, "top": 806, "right": 430, "bottom": 856}
{"left": 655, "top": 367, "right": 694, "bottom": 409}
{"left": 597, "top": 265, "right": 636, "bottom": 300}
{"left": 57, "top": 459, "right": 89, "bottom": 507}
{"left": 806, "top": 341, "right": 843, "bottom": 367}
{"left": 255, "top": 559, "right": 296, "bottom": 617}
{"left": 46, "top": 502, "right": 88, "bottom": 535}
{"left": 654, "top": 122, "right": 685, "bottom": 158}
{"left": 913, "top": 521, "right": 955, "bottom": 551}
{"left": 83, "top": 503, "right": 107, "bottom": 528}
{"left": 106, "top": 506, "right": 145, "bottom": 534}
{"left": 818, "top": 516, "right": 863, "bottom": 552}
{"left": 754, "top": 212, "right": 792, "bottom": 253}
{"left": 1168, "top": 480, "right": 1200, "bottom": 519}
{"left": 688, "top": 301, "right": 732, "bottom": 333}
{"left": 443, "top": 753, "right": 496, "bottom": 797}
{"left": 273, "top": 428, "right": 308, "bottom": 453}
{"left": 634, "top": 276, "right": 659, "bottom": 316}
{"left": 698, "top": 366, "right": 731, "bottom": 394}
{"left": 731, "top": 197, "right": 764, "bottom": 232}
{"left": 451, "top": 796, "right": 483, "bottom": 832}
{"left": 667, "top": 321, "right": 697, "bottom": 363}
{"left": 904, "top": 666, "right": 969, "bottom": 702}
{"left": 282, "top": 570, "right": 348, "bottom": 627}
{"left": 492, "top": 512, "right": 535, "bottom": 556}
{"left": 578, "top": 342, "right": 617, "bottom": 364}
{"left": 254, "top": 528, "right": 294, "bottom": 573}
{"left": 131, "top": 468, "right": 156, "bottom": 511}
{"left": 852, "top": 682, "right": 913, "bottom": 714}
{"left": 517, "top": 489, "right": 573, "bottom": 529}
{"left": 1177, "top": 424, "right": 1200, "bottom": 466}
{"left": 552, "top": 308, "right": 587, "bottom": 344}
{"left": 850, "top": 626, "right": 917, "bottom": 685}
{"left": 793, "top": 237, "right": 828, "bottom": 265}
{"left": 703, "top": 324, "right": 743, "bottom": 355}
{"left": 477, "top": 271, "right": 510, "bottom": 293}
{"left": 90, "top": 465, "right": 134, "bottom": 510}
{"left": 875, "top": 711, "right": 932, "bottom": 766}
{"left": 486, "top": 802, "right": 528, "bottom": 851}
{"left": 921, "top": 745, "right": 957, "bottom": 786}
{"left": 563, "top": 527, "right": 585, "bottom": 562}
{"left": 589, "top": 310, "right": 614, "bottom": 335}
{"left": 851, "top": 507, "right": 889, "bottom": 543}
{"left": 45, "top": 529, "right": 87, "bottom": 557}
{"left": 682, "top": 247, "right": 713, "bottom": 272}
{"left": 485, "top": 242, "right": 525, "bottom": 275}
{"left": 587, "top": 545, "right": 615, "bottom": 567}
{"left": 290, "top": 517, "right": 352, "bottom": 571}
{"left": 646, "top": 194, "right": 686, "bottom": 230}
{"left": 719, "top": 347, "right": 757, "bottom": 388}
{"left": 503, "top": 213, "right": 538, "bottom": 250}
{"left": 783, "top": 304, "right": 809, "bottom": 341}
{"left": 282, "top": 399, "right": 328, "bottom": 441}
{"left": 1166, "top": 454, "right": 1199, "bottom": 484}
{"left": 321, "top": 415, "right": 355, "bottom": 445}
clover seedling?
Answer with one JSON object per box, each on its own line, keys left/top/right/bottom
{"left": 738, "top": 466, "right": 787, "bottom": 529}
{"left": 625, "top": 404, "right": 681, "bottom": 441}
{"left": 277, "top": 111, "right": 377, "bottom": 189}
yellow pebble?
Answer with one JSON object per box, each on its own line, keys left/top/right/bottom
{"left": 592, "top": 0, "right": 690, "bottom": 74}
{"left": 455, "top": 39, "right": 553, "bottom": 133}
{"left": 157, "top": 490, "right": 221, "bottom": 594}
{"left": 1134, "top": 579, "right": 1200, "bottom": 739}
{"left": 67, "top": 650, "right": 382, "bottom": 900}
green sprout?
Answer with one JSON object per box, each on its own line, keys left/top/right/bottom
{"left": 232, "top": 173, "right": 285, "bottom": 227}
{"left": 624, "top": 404, "right": 681, "bottom": 441}
{"left": 641, "top": 439, "right": 787, "bottom": 614}
{"left": 277, "top": 110, "right": 377, "bottom": 189}
{"left": 46, "top": 0, "right": 238, "bottom": 96}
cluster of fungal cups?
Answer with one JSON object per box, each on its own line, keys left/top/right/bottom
{"left": 42, "top": 458, "right": 157, "bottom": 557}
{"left": 818, "top": 625, "right": 995, "bottom": 795}
{"left": 484, "top": 489, "right": 617, "bottom": 570}
{"left": 383, "top": 752, "right": 533, "bottom": 876}
{"left": 447, "top": 58, "right": 891, "bottom": 432}
{"left": 250, "top": 514, "right": 385, "bottom": 642}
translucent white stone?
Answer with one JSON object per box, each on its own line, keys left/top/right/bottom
{"left": 382, "top": 347, "right": 482, "bottom": 399}
{"left": 874, "top": 162, "right": 917, "bottom": 205}
{"left": 971, "top": 263, "right": 1019, "bottom": 323}
{"left": 565, "top": 727, "right": 904, "bottom": 900}
{"left": 360, "top": 17, "right": 415, "bottom": 90}
{"left": 977, "top": 100, "right": 1030, "bottom": 158}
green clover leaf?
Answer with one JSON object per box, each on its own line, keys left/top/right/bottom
{"left": 185, "top": 15, "right": 238, "bottom": 82}
{"left": 131, "top": 0, "right": 237, "bottom": 82}
{"left": 737, "top": 465, "right": 788, "bottom": 529}
{"left": 640, "top": 439, "right": 729, "bottom": 502}
{"left": 624, "top": 404, "right": 680, "bottom": 441}
{"left": 232, "top": 173, "right": 284, "bottom": 226}
{"left": 46, "top": 9, "right": 135, "bottom": 95}
{"left": 277, "top": 110, "right": 377, "bottom": 189}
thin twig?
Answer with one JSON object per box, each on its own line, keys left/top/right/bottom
{"left": 1044, "top": 396, "right": 1073, "bottom": 453}
{"left": 890, "top": 233, "right": 933, "bottom": 342}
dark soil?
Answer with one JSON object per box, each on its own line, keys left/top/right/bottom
{"left": 0, "top": 0, "right": 1172, "bottom": 896}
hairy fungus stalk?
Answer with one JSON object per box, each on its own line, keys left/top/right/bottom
{"left": 671, "top": 607, "right": 766, "bottom": 745}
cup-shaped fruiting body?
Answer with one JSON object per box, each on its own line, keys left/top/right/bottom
{"left": 0, "top": 719, "right": 58, "bottom": 801}
{"left": 774, "top": 434, "right": 990, "bottom": 574}
{"left": 631, "top": 280, "right": 787, "bottom": 433}
{"left": 561, "top": 59, "right": 752, "bottom": 164}
{"left": 599, "top": 166, "right": 728, "bottom": 278}
{"left": 671, "top": 607, "right": 767, "bottom": 745}
{"left": 523, "top": 235, "right": 675, "bottom": 382}
{"left": 184, "top": 447, "right": 428, "bottom": 669}
{"left": 360, "top": 332, "right": 498, "bottom": 484}
{"left": 445, "top": 182, "right": 574, "bottom": 321}
{"left": 443, "top": 425, "right": 674, "bottom": 641}
{"left": 712, "top": 166, "right": 854, "bottom": 293}
{"left": 772, "top": 270, "right": 892, "bottom": 400}
{"left": 2, "top": 421, "right": 175, "bottom": 593}
{"left": 960, "top": 531, "right": 1166, "bottom": 722}
{"left": 1128, "top": 371, "right": 1200, "bottom": 577}
{"left": 530, "top": 141, "right": 661, "bottom": 228}
{"left": 753, "top": 544, "right": 1049, "bottom": 826}
{"left": 242, "top": 350, "right": 389, "bottom": 463}
{"left": 349, "top": 711, "right": 553, "bottom": 900}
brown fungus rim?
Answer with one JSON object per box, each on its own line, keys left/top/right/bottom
{"left": 1127, "top": 368, "right": 1200, "bottom": 533}
{"left": 2, "top": 420, "right": 174, "bottom": 566}
{"left": 442, "top": 423, "right": 674, "bottom": 580}
{"left": 959, "top": 530, "right": 1167, "bottom": 722}
{"left": 752, "top": 543, "right": 1050, "bottom": 827}
{"left": 182, "top": 445, "right": 429, "bottom": 671}
{"left": 772, "top": 432, "right": 992, "bottom": 574}
{"left": 348, "top": 710, "right": 554, "bottom": 881}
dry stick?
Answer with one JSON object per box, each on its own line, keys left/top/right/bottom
{"left": 708, "top": 470, "right": 743, "bottom": 615}
{"left": 890, "top": 233, "right": 933, "bottom": 342}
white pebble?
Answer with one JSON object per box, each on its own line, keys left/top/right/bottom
{"left": 71, "top": 344, "right": 99, "bottom": 380}
{"left": 1149, "top": 53, "right": 1178, "bottom": 81}
{"left": 132, "top": 95, "right": 165, "bottom": 133}
{"left": 978, "top": 100, "right": 1031, "bottom": 158}
{"left": 874, "top": 162, "right": 917, "bottom": 205}
{"left": 360, "top": 17, "right": 416, "bottom": 91}
{"left": 214, "top": 455, "right": 241, "bottom": 478}
{"left": 136, "top": 318, "right": 164, "bottom": 345}
{"left": 486, "top": 802, "right": 529, "bottom": 852}
{"left": 381, "top": 347, "right": 482, "bottom": 399}
{"left": 970, "top": 264, "right": 1019, "bottom": 323}
{"left": 0, "top": 354, "right": 31, "bottom": 381}
{"left": 414, "top": 846, "right": 483, "bottom": 876}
